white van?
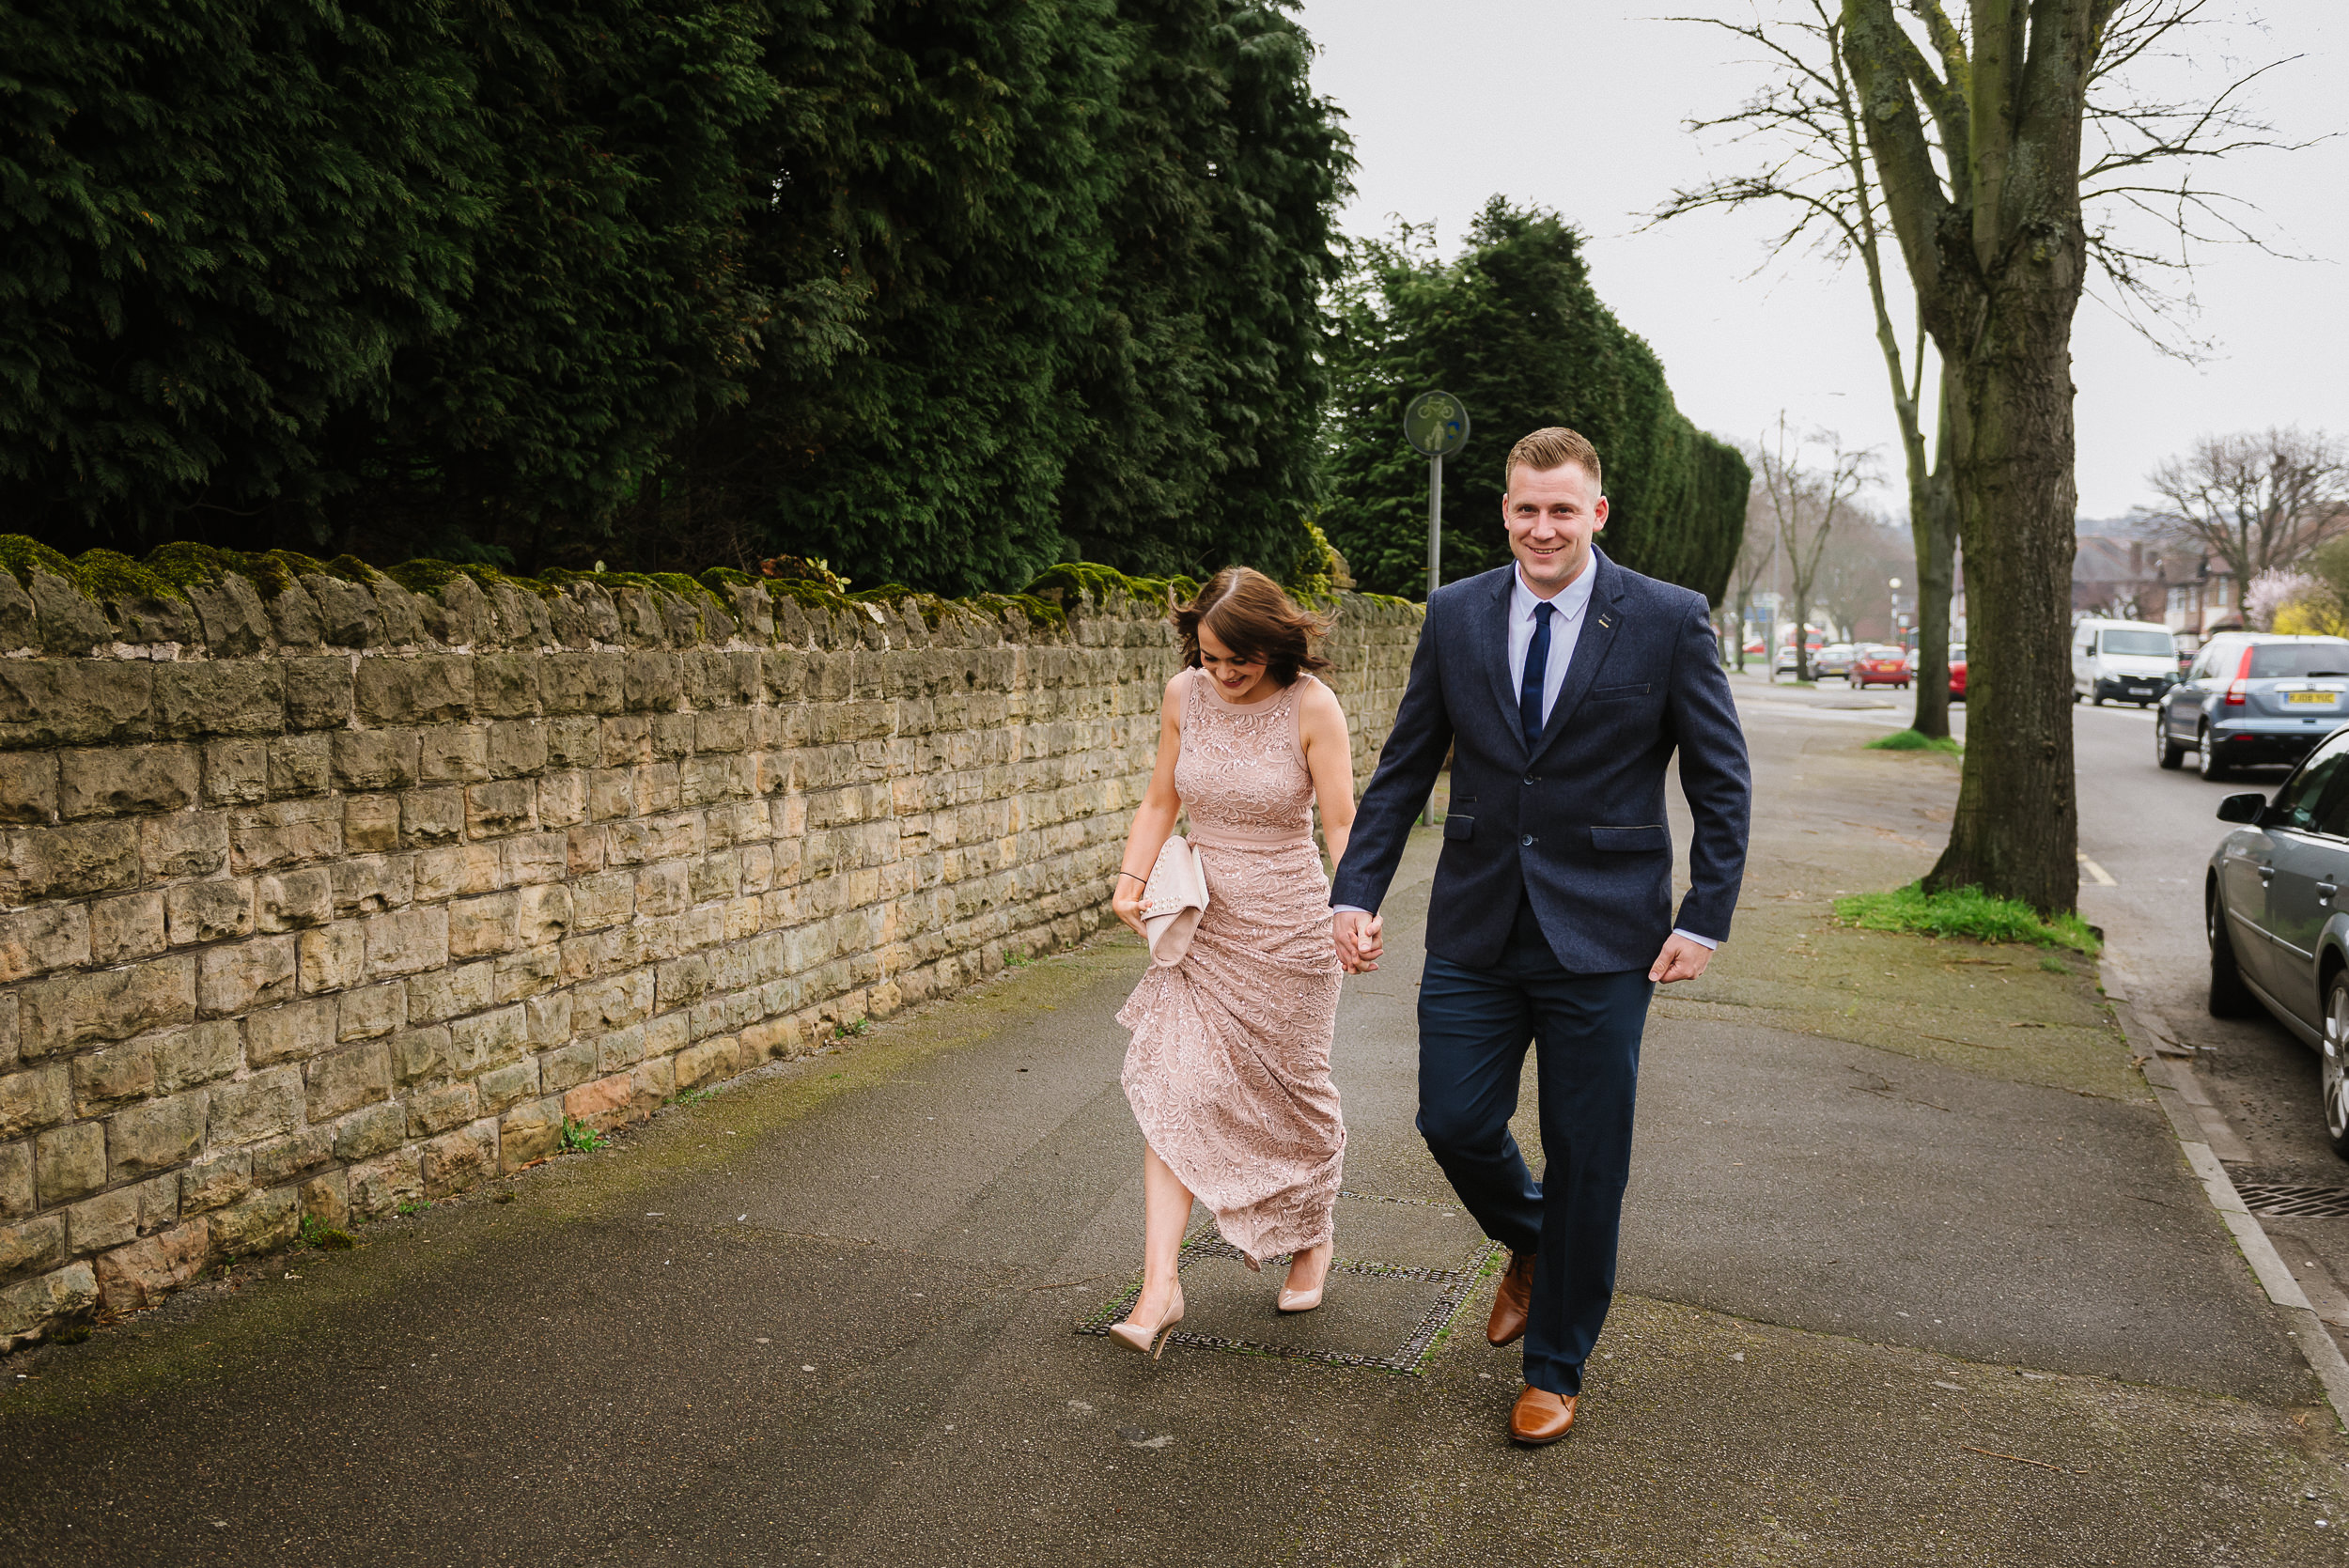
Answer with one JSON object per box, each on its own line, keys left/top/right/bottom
{"left": 2072, "top": 617, "right": 2179, "bottom": 706}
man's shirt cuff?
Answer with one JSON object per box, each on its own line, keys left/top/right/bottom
{"left": 1672, "top": 928, "right": 1720, "bottom": 950}
{"left": 1330, "top": 904, "right": 1369, "bottom": 916}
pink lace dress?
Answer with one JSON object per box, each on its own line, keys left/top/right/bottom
{"left": 1118, "top": 668, "right": 1346, "bottom": 1264}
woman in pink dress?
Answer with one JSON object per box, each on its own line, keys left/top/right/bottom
{"left": 1106, "top": 567, "right": 1358, "bottom": 1358}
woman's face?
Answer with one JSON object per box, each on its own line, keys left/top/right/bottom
{"left": 1198, "top": 624, "right": 1270, "bottom": 703}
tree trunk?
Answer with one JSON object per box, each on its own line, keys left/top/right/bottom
{"left": 1907, "top": 383, "right": 1959, "bottom": 738}
{"left": 1922, "top": 290, "right": 2081, "bottom": 914}
{"left": 1794, "top": 591, "right": 1812, "bottom": 681}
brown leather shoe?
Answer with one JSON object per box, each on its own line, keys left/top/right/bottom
{"left": 1486, "top": 1250, "right": 1536, "bottom": 1345}
{"left": 1508, "top": 1386, "right": 1578, "bottom": 1445}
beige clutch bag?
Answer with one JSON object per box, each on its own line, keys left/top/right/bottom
{"left": 1139, "top": 835, "right": 1211, "bottom": 966}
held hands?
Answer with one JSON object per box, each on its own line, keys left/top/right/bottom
{"left": 1649, "top": 932, "right": 1713, "bottom": 985}
{"left": 1332, "top": 910, "right": 1384, "bottom": 973}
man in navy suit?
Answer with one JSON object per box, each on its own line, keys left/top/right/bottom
{"left": 1330, "top": 426, "right": 1750, "bottom": 1444}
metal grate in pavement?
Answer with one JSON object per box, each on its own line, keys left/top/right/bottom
{"left": 2232, "top": 1180, "right": 2349, "bottom": 1219}
{"left": 1076, "top": 1192, "right": 1500, "bottom": 1374}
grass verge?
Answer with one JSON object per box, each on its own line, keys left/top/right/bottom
{"left": 1865, "top": 729, "right": 1962, "bottom": 754}
{"left": 1833, "top": 882, "right": 2101, "bottom": 955}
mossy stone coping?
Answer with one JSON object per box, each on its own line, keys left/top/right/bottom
{"left": 0, "top": 537, "right": 1404, "bottom": 644}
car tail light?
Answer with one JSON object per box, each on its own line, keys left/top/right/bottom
{"left": 2225, "top": 645, "right": 2254, "bottom": 706}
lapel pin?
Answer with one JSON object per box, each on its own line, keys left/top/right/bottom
{"left": 1596, "top": 613, "right": 1614, "bottom": 629}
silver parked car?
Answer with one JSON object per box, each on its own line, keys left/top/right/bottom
{"left": 2207, "top": 726, "right": 2349, "bottom": 1153}
{"left": 2157, "top": 633, "right": 2349, "bottom": 781}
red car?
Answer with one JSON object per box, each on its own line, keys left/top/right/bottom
{"left": 1847, "top": 645, "right": 1910, "bottom": 690}
{"left": 1948, "top": 644, "right": 1968, "bottom": 702}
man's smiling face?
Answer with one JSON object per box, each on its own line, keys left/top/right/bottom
{"left": 1503, "top": 461, "right": 1607, "bottom": 596}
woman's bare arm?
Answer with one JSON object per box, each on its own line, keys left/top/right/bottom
{"left": 1299, "top": 679, "right": 1357, "bottom": 877}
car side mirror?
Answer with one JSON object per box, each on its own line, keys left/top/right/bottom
{"left": 2216, "top": 792, "right": 2267, "bottom": 824}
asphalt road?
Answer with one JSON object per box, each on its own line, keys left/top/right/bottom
{"left": 2068, "top": 693, "right": 2349, "bottom": 1362}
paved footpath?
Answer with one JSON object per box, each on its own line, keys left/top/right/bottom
{"left": 6, "top": 683, "right": 2348, "bottom": 1566}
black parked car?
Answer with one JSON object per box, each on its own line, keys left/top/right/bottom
{"left": 2157, "top": 633, "right": 2349, "bottom": 781}
{"left": 2206, "top": 727, "right": 2349, "bottom": 1153}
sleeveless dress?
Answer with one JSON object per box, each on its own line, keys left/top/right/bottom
{"left": 1117, "top": 668, "right": 1346, "bottom": 1264}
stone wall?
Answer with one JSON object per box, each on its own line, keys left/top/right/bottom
{"left": 0, "top": 560, "right": 1420, "bottom": 1348}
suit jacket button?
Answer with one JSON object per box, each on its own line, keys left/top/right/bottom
{"left": 1523, "top": 777, "right": 1535, "bottom": 786}
{"left": 1520, "top": 834, "right": 1534, "bottom": 846}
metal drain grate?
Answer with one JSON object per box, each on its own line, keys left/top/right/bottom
{"left": 2232, "top": 1180, "right": 2349, "bottom": 1219}
{"left": 1076, "top": 1193, "right": 1500, "bottom": 1374}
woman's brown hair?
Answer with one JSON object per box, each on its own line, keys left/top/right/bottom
{"left": 1171, "top": 567, "right": 1333, "bottom": 687}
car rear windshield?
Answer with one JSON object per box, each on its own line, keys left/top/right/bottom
{"left": 2249, "top": 643, "right": 2349, "bottom": 678}
{"left": 2099, "top": 630, "right": 2173, "bottom": 656}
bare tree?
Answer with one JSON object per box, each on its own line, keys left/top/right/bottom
{"left": 1813, "top": 508, "right": 1911, "bottom": 646}
{"left": 1759, "top": 417, "right": 1873, "bottom": 682}
{"left": 2133, "top": 428, "right": 2349, "bottom": 622}
{"left": 1654, "top": 0, "right": 2313, "bottom": 914}
{"left": 1726, "top": 483, "right": 1781, "bottom": 672}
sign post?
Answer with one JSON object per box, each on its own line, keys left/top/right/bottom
{"left": 1402, "top": 392, "right": 1470, "bottom": 824}
{"left": 1403, "top": 392, "right": 1471, "bottom": 599}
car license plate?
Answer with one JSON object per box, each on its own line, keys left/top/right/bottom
{"left": 2289, "top": 691, "right": 2335, "bottom": 705}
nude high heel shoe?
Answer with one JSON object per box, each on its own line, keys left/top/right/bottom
{"left": 1278, "top": 1246, "right": 1330, "bottom": 1313}
{"left": 1109, "top": 1285, "right": 1185, "bottom": 1359}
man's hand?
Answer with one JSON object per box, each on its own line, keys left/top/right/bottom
{"left": 1648, "top": 933, "right": 1713, "bottom": 985}
{"left": 1333, "top": 909, "right": 1384, "bottom": 973}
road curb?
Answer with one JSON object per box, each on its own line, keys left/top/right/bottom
{"left": 2105, "top": 960, "right": 2349, "bottom": 1428}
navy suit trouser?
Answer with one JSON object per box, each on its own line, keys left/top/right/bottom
{"left": 1416, "top": 913, "right": 1652, "bottom": 1397}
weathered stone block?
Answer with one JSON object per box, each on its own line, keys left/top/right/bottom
{"left": 412, "top": 843, "right": 502, "bottom": 903}
{"left": 347, "top": 1150, "right": 422, "bottom": 1220}
{"left": 59, "top": 743, "right": 200, "bottom": 818}
{"left": 8, "top": 819, "right": 140, "bottom": 901}
{"left": 537, "top": 768, "right": 587, "bottom": 828}
{"left": 142, "top": 810, "right": 229, "bottom": 878}
{"left": 154, "top": 1020, "right": 242, "bottom": 1094}
{"left": 355, "top": 655, "right": 472, "bottom": 726}
{"left": 92, "top": 1221, "right": 209, "bottom": 1312}
{"left": 35, "top": 1122, "right": 106, "bottom": 1204}
{"left": 154, "top": 661, "right": 284, "bottom": 738}
{"left": 505, "top": 831, "right": 567, "bottom": 887}
{"left": 329, "top": 854, "right": 412, "bottom": 916}
{"left": 447, "top": 891, "right": 517, "bottom": 957}
{"left": 284, "top": 657, "right": 353, "bottom": 730}
{"left": 210, "top": 1185, "right": 298, "bottom": 1256}
{"left": 0, "top": 1214, "right": 65, "bottom": 1281}
{"left": 403, "top": 786, "right": 465, "bottom": 846}
{"left": 543, "top": 653, "right": 625, "bottom": 716}
{"left": 493, "top": 944, "right": 561, "bottom": 1002}
{"left": 675, "top": 1037, "right": 741, "bottom": 1093}
{"left": 0, "top": 1066, "right": 70, "bottom": 1141}
{"left": 342, "top": 791, "right": 402, "bottom": 853}
{"left": 265, "top": 732, "right": 331, "bottom": 797}
{"left": 167, "top": 877, "right": 256, "bottom": 945}
{"left": 298, "top": 921, "right": 367, "bottom": 994}
{"left": 418, "top": 723, "right": 490, "bottom": 784}
{"left": 107, "top": 1090, "right": 208, "bottom": 1180}
{"left": 306, "top": 1041, "right": 391, "bottom": 1121}
{"left": 89, "top": 891, "right": 166, "bottom": 963}
{"left": 389, "top": 1024, "right": 450, "bottom": 1086}
{"left": 339, "top": 982, "right": 406, "bottom": 1042}
{"left": 70, "top": 1041, "right": 155, "bottom": 1116}
{"left": 366, "top": 906, "right": 448, "bottom": 978}
{"left": 179, "top": 1149, "right": 253, "bottom": 1217}
{"left": 0, "top": 660, "right": 153, "bottom": 750}
{"left": 252, "top": 1126, "right": 332, "bottom": 1186}
{"left": 332, "top": 1101, "right": 405, "bottom": 1164}
{"left": 300, "top": 1167, "right": 348, "bottom": 1229}
{"left": 0, "top": 1261, "right": 99, "bottom": 1350}
{"left": 476, "top": 1060, "right": 538, "bottom": 1115}
{"left": 465, "top": 780, "right": 537, "bottom": 839}
{"left": 487, "top": 720, "right": 549, "bottom": 781}
{"left": 540, "top": 1041, "right": 598, "bottom": 1094}
{"left": 424, "top": 1119, "right": 497, "bottom": 1198}
{"left": 0, "top": 905, "right": 90, "bottom": 983}
{"left": 449, "top": 1005, "right": 526, "bottom": 1076}
{"left": 241, "top": 998, "right": 333, "bottom": 1068}
{"left": 407, "top": 1082, "right": 477, "bottom": 1137}
{"left": 20, "top": 956, "right": 196, "bottom": 1058}
{"left": 546, "top": 714, "right": 602, "bottom": 769}
{"left": 0, "top": 753, "right": 58, "bottom": 824}
{"left": 203, "top": 738, "right": 268, "bottom": 806}
{"left": 499, "top": 1096, "right": 563, "bottom": 1171}
{"left": 564, "top": 1071, "right": 635, "bottom": 1130}
{"left": 408, "top": 960, "right": 491, "bottom": 1024}
{"left": 208, "top": 1068, "right": 302, "bottom": 1147}
{"left": 198, "top": 935, "right": 297, "bottom": 1016}
{"left": 256, "top": 867, "right": 332, "bottom": 932}
{"left": 473, "top": 653, "right": 542, "bottom": 719}
{"left": 0, "top": 1141, "right": 29, "bottom": 1219}
{"left": 228, "top": 798, "right": 339, "bottom": 875}
{"left": 524, "top": 990, "right": 572, "bottom": 1048}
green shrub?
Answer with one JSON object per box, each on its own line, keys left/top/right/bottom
{"left": 1834, "top": 883, "right": 2101, "bottom": 955}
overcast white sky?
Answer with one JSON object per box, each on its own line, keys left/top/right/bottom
{"left": 1291, "top": 0, "right": 2347, "bottom": 521}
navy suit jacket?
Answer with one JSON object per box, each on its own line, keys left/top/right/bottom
{"left": 1330, "top": 550, "right": 1751, "bottom": 973}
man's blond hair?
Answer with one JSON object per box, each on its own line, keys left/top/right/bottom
{"left": 1503, "top": 427, "right": 1602, "bottom": 493}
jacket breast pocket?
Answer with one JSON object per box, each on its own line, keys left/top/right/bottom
{"left": 1443, "top": 815, "right": 1475, "bottom": 841}
{"left": 1590, "top": 683, "right": 1652, "bottom": 703}
{"left": 1590, "top": 823, "right": 1668, "bottom": 852}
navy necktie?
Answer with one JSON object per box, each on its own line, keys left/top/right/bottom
{"left": 1520, "top": 600, "right": 1554, "bottom": 751}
